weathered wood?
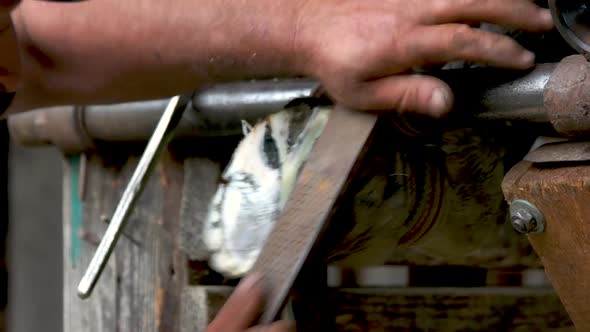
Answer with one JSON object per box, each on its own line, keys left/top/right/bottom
{"left": 61, "top": 127, "right": 556, "bottom": 331}
{"left": 502, "top": 160, "right": 590, "bottom": 332}
{"left": 63, "top": 149, "right": 187, "bottom": 332}
{"left": 179, "top": 157, "right": 220, "bottom": 261}
{"left": 181, "top": 286, "right": 573, "bottom": 331}
{"left": 180, "top": 286, "right": 231, "bottom": 332}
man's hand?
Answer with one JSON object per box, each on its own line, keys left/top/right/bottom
{"left": 4, "top": 0, "right": 553, "bottom": 114}
{"left": 293, "top": 0, "right": 554, "bottom": 117}
{"left": 206, "top": 273, "right": 293, "bottom": 332}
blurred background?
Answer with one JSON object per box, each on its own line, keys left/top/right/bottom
{"left": 1, "top": 123, "right": 63, "bottom": 332}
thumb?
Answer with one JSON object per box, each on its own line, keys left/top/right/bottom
{"left": 354, "top": 74, "right": 454, "bottom": 118}
{"left": 208, "top": 273, "right": 266, "bottom": 331}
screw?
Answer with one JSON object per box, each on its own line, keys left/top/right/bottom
{"left": 511, "top": 209, "right": 536, "bottom": 234}
{"left": 509, "top": 199, "right": 545, "bottom": 234}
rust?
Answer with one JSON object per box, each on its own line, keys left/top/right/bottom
{"left": 155, "top": 287, "right": 164, "bottom": 330}
{"left": 525, "top": 141, "right": 590, "bottom": 163}
{"left": 544, "top": 55, "right": 590, "bottom": 138}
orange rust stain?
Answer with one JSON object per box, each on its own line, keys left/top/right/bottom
{"left": 155, "top": 287, "right": 164, "bottom": 329}
{"left": 318, "top": 180, "right": 333, "bottom": 192}
{"left": 159, "top": 164, "right": 169, "bottom": 188}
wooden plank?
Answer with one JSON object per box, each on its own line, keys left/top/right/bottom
{"left": 178, "top": 157, "right": 220, "bottom": 261}
{"left": 63, "top": 154, "right": 116, "bottom": 332}
{"left": 63, "top": 148, "right": 187, "bottom": 332}
{"left": 502, "top": 160, "right": 590, "bottom": 332}
{"left": 180, "top": 286, "right": 573, "bottom": 331}
{"left": 180, "top": 286, "right": 231, "bottom": 332}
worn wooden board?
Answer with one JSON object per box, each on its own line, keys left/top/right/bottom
{"left": 502, "top": 160, "right": 590, "bottom": 332}
{"left": 63, "top": 148, "right": 187, "bottom": 332}
{"left": 60, "top": 127, "right": 554, "bottom": 332}
{"left": 178, "top": 157, "right": 220, "bottom": 261}
{"left": 181, "top": 285, "right": 573, "bottom": 331}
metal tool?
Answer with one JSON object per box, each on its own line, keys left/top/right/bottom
{"left": 251, "top": 105, "right": 378, "bottom": 323}
{"left": 8, "top": 65, "right": 560, "bottom": 153}
{"left": 550, "top": 0, "right": 590, "bottom": 59}
{"left": 77, "top": 94, "right": 190, "bottom": 299}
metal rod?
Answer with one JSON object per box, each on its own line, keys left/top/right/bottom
{"left": 84, "top": 79, "right": 319, "bottom": 140}
{"left": 76, "top": 94, "right": 189, "bottom": 299}
{"left": 440, "top": 63, "right": 555, "bottom": 122}
{"left": 8, "top": 66, "right": 560, "bottom": 152}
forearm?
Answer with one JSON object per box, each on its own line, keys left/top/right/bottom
{"left": 10, "top": 0, "right": 307, "bottom": 110}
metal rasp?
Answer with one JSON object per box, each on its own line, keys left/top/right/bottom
{"left": 251, "top": 105, "right": 378, "bottom": 324}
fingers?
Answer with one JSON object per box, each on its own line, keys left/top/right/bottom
{"left": 424, "top": 0, "right": 553, "bottom": 31}
{"left": 405, "top": 24, "right": 536, "bottom": 70}
{"left": 207, "top": 273, "right": 266, "bottom": 331}
{"left": 350, "top": 74, "right": 454, "bottom": 117}
{"left": 247, "top": 321, "right": 294, "bottom": 332}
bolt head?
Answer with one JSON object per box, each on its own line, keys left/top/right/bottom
{"left": 509, "top": 200, "right": 545, "bottom": 234}
{"left": 511, "top": 209, "right": 537, "bottom": 234}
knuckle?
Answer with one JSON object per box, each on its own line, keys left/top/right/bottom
{"left": 451, "top": 23, "right": 472, "bottom": 36}
{"left": 478, "top": 33, "right": 501, "bottom": 51}
{"left": 396, "top": 82, "right": 421, "bottom": 112}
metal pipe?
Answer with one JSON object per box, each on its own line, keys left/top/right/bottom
{"left": 7, "top": 65, "right": 562, "bottom": 153}
{"left": 84, "top": 79, "right": 319, "bottom": 141}
{"left": 470, "top": 64, "right": 554, "bottom": 123}
{"left": 433, "top": 63, "right": 555, "bottom": 123}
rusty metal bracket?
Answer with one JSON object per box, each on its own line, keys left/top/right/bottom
{"left": 524, "top": 140, "right": 590, "bottom": 163}
{"left": 544, "top": 55, "right": 590, "bottom": 137}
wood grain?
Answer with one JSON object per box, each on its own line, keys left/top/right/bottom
{"left": 181, "top": 286, "right": 573, "bottom": 332}
{"left": 502, "top": 160, "right": 590, "bottom": 332}
{"left": 63, "top": 150, "right": 187, "bottom": 332}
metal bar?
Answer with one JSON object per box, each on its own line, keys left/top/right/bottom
{"left": 7, "top": 66, "right": 562, "bottom": 152}
{"left": 76, "top": 94, "right": 190, "bottom": 299}
{"left": 83, "top": 79, "right": 319, "bottom": 141}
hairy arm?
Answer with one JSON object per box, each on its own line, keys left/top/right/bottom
{"left": 4, "top": 0, "right": 553, "bottom": 116}
{"left": 7, "top": 0, "right": 305, "bottom": 111}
